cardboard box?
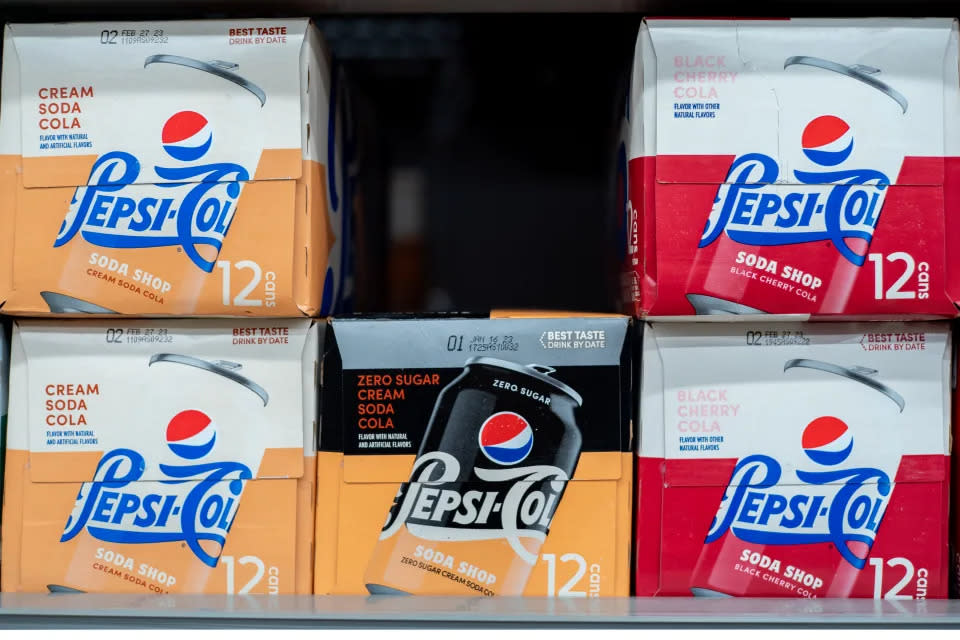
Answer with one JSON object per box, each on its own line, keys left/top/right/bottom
{"left": 315, "top": 313, "right": 633, "bottom": 596}
{"left": 637, "top": 321, "right": 951, "bottom": 597}
{"left": 618, "top": 18, "right": 960, "bottom": 318}
{"left": 1, "top": 318, "right": 319, "bottom": 593}
{"left": 0, "top": 19, "right": 351, "bottom": 316}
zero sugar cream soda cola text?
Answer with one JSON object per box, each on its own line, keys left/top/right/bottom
{"left": 0, "top": 19, "right": 354, "bottom": 316}
{"left": 617, "top": 18, "right": 960, "bottom": 318}
{"left": 314, "top": 313, "right": 633, "bottom": 596}
{"left": 0, "top": 319, "right": 319, "bottom": 594}
{"left": 636, "top": 322, "right": 951, "bottom": 598}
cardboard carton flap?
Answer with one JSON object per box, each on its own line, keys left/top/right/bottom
{"left": 644, "top": 19, "right": 956, "bottom": 186}
{"left": 324, "top": 316, "right": 633, "bottom": 485}
{"left": 14, "top": 318, "right": 313, "bottom": 483}
{"left": 9, "top": 20, "right": 310, "bottom": 188}
{"left": 641, "top": 321, "right": 951, "bottom": 488}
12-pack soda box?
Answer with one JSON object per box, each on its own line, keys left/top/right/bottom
{"left": 636, "top": 321, "right": 951, "bottom": 598}
{"left": 0, "top": 19, "right": 354, "bottom": 316}
{"left": 617, "top": 18, "right": 960, "bottom": 318}
{"left": 314, "top": 312, "right": 633, "bottom": 596}
{"left": 1, "top": 319, "right": 319, "bottom": 593}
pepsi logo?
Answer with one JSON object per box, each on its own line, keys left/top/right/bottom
{"left": 166, "top": 409, "right": 217, "bottom": 460}
{"left": 801, "top": 416, "right": 853, "bottom": 466}
{"left": 478, "top": 411, "right": 534, "bottom": 466}
{"left": 801, "top": 115, "right": 853, "bottom": 167}
{"left": 162, "top": 111, "right": 212, "bottom": 162}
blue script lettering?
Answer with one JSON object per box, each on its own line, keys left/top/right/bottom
{"left": 699, "top": 154, "right": 890, "bottom": 266}
{"left": 704, "top": 454, "right": 891, "bottom": 569}
{"left": 55, "top": 151, "right": 249, "bottom": 272}
{"left": 60, "top": 448, "right": 253, "bottom": 567}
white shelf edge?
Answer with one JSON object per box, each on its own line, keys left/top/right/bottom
{"left": 2, "top": 594, "right": 960, "bottom": 627}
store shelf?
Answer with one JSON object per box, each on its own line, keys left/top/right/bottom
{"left": 2, "top": 595, "right": 960, "bottom": 628}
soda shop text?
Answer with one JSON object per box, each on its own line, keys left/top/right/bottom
{"left": 87, "top": 252, "right": 171, "bottom": 306}
{"left": 401, "top": 545, "right": 497, "bottom": 596}
{"left": 732, "top": 251, "right": 823, "bottom": 302}
{"left": 93, "top": 546, "right": 177, "bottom": 593}
{"left": 736, "top": 548, "right": 824, "bottom": 597}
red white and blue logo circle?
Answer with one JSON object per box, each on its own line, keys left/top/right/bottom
{"left": 166, "top": 409, "right": 217, "bottom": 460}
{"left": 478, "top": 412, "right": 534, "bottom": 466}
{"left": 801, "top": 115, "right": 853, "bottom": 167}
{"left": 162, "top": 110, "right": 213, "bottom": 162}
{"left": 802, "top": 416, "right": 853, "bottom": 466}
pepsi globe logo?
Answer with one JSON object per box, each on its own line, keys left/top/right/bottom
{"left": 166, "top": 409, "right": 217, "bottom": 460}
{"left": 801, "top": 115, "right": 853, "bottom": 167}
{"left": 162, "top": 110, "right": 213, "bottom": 161}
{"left": 478, "top": 412, "right": 534, "bottom": 465}
{"left": 801, "top": 416, "right": 853, "bottom": 466}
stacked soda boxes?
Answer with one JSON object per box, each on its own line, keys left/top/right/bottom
{"left": 1, "top": 15, "right": 958, "bottom": 602}
{"left": 621, "top": 18, "right": 959, "bottom": 598}
{"left": 0, "top": 18, "right": 640, "bottom": 599}
{"left": 0, "top": 19, "right": 353, "bottom": 594}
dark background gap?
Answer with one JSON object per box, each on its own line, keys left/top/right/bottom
{"left": 322, "top": 15, "right": 640, "bottom": 312}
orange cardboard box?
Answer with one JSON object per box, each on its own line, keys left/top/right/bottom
{"left": 0, "top": 19, "right": 352, "bottom": 316}
{"left": 315, "top": 314, "right": 633, "bottom": 596}
{"left": 1, "top": 318, "right": 319, "bottom": 593}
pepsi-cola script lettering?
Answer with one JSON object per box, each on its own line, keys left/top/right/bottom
{"left": 60, "top": 410, "right": 253, "bottom": 567}
{"left": 700, "top": 116, "right": 890, "bottom": 266}
{"left": 704, "top": 453, "right": 891, "bottom": 569}
{"left": 54, "top": 111, "right": 249, "bottom": 272}
{"left": 379, "top": 451, "right": 568, "bottom": 565}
